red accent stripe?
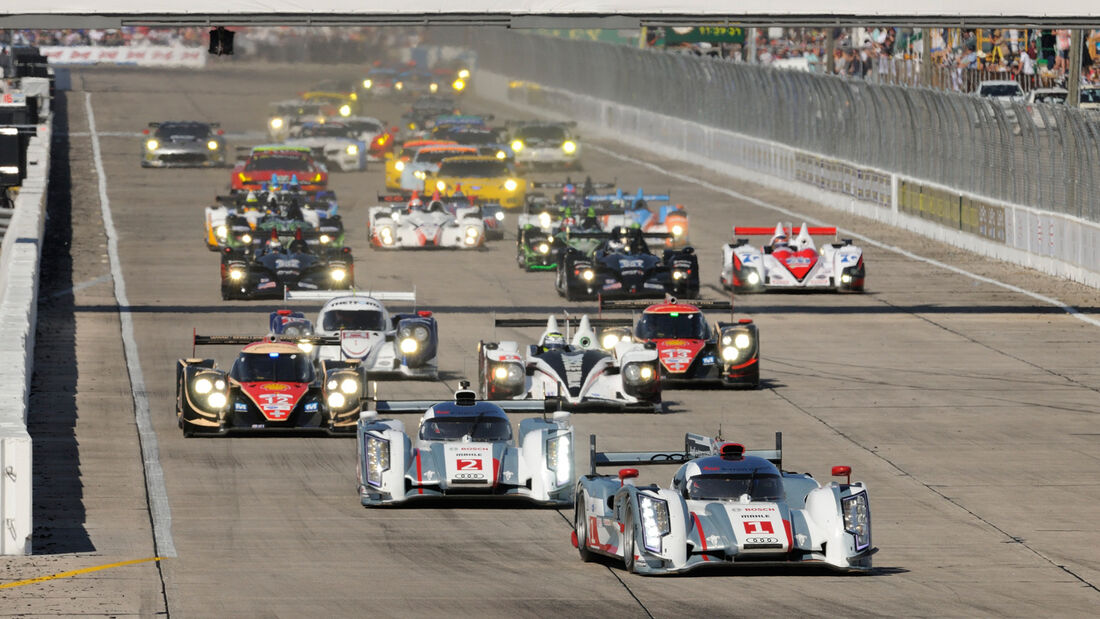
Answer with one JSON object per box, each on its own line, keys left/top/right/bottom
{"left": 414, "top": 449, "right": 423, "bottom": 495}
{"left": 691, "top": 512, "right": 710, "bottom": 562}
{"left": 492, "top": 458, "right": 500, "bottom": 488}
{"left": 783, "top": 519, "right": 794, "bottom": 550}
{"left": 727, "top": 358, "right": 758, "bottom": 371}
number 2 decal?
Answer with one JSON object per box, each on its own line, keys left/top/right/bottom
{"left": 456, "top": 459, "right": 483, "bottom": 470}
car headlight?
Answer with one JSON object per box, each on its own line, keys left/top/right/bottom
{"left": 327, "top": 392, "right": 347, "bottom": 408}
{"left": 841, "top": 273, "right": 852, "bottom": 283}
{"left": 346, "top": 144, "right": 359, "bottom": 155}
{"left": 490, "top": 363, "right": 524, "bottom": 385}
{"left": 721, "top": 346, "right": 741, "bottom": 361}
{"left": 436, "top": 180, "right": 446, "bottom": 192}
{"left": 366, "top": 436, "right": 390, "bottom": 487}
{"left": 412, "top": 325, "right": 429, "bottom": 341}
{"left": 671, "top": 224, "right": 684, "bottom": 236}
{"left": 562, "top": 140, "right": 577, "bottom": 154}
{"left": 229, "top": 269, "right": 244, "bottom": 281}
{"left": 240, "top": 234, "right": 252, "bottom": 244}
{"left": 363, "top": 79, "right": 372, "bottom": 89}
{"left": 429, "top": 83, "right": 438, "bottom": 93}
{"left": 504, "top": 179, "right": 519, "bottom": 192}
{"left": 319, "top": 234, "right": 331, "bottom": 244}
{"left": 465, "top": 226, "right": 480, "bottom": 238}
{"left": 545, "top": 434, "right": 572, "bottom": 487}
{"left": 207, "top": 140, "right": 219, "bottom": 151}
{"left": 842, "top": 493, "right": 872, "bottom": 550}
{"left": 495, "top": 150, "right": 507, "bottom": 160}
{"left": 538, "top": 212, "right": 552, "bottom": 228}
{"left": 639, "top": 495, "right": 671, "bottom": 553}
{"left": 395, "top": 81, "right": 404, "bottom": 91}
{"left": 338, "top": 104, "right": 351, "bottom": 117}
{"left": 395, "top": 160, "right": 406, "bottom": 171}
{"left": 269, "top": 118, "right": 284, "bottom": 130}
{"left": 330, "top": 269, "right": 347, "bottom": 282}
{"left": 493, "top": 366, "right": 508, "bottom": 380}
{"left": 672, "top": 270, "right": 685, "bottom": 280}
{"left": 452, "top": 79, "right": 465, "bottom": 91}
{"left": 458, "top": 69, "right": 470, "bottom": 79}
{"left": 207, "top": 392, "right": 227, "bottom": 410}
{"left": 340, "top": 378, "right": 359, "bottom": 395}
{"left": 193, "top": 378, "right": 213, "bottom": 394}
{"left": 399, "top": 337, "right": 418, "bottom": 354}
{"left": 536, "top": 242, "right": 549, "bottom": 254}
{"left": 746, "top": 271, "right": 761, "bottom": 285}
{"left": 297, "top": 341, "right": 313, "bottom": 353}
{"left": 601, "top": 333, "right": 620, "bottom": 350}
{"left": 623, "top": 363, "right": 656, "bottom": 383}
{"left": 510, "top": 139, "right": 524, "bottom": 152}
{"left": 216, "top": 225, "right": 228, "bottom": 240}
{"left": 734, "top": 333, "right": 751, "bottom": 349}
{"left": 407, "top": 122, "right": 417, "bottom": 130}
{"left": 145, "top": 139, "right": 159, "bottom": 151}
{"left": 582, "top": 269, "right": 594, "bottom": 281}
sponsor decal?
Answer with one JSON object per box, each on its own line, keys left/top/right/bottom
{"left": 562, "top": 353, "right": 584, "bottom": 387}
{"left": 618, "top": 258, "right": 645, "bottom": 269}
{"left": 656, "top": 339, "right": 705, "bottom": 373}
{"left": 743, "top": 521, "right": 775, "bottom": 534}
{"left": 239, "top": 382, "right": 309, "bottom": 421}
{"left": 340, "top": 330, "right": 376, "bottom": 359}
{"left": 258, "top": 281, "right": 276, "bottom": 290}
{"left": 305, "top": 402, "right": 319, "bottom": 412}
{"left": 262, "top": 383, "right": 290, "bottom": 391}
{"left": 234, "top": 402, "right": 248, "bottom": 412}
{"left": 702, "top": 355, "right": 716, "bottom": 365}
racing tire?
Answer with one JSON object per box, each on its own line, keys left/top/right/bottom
{"left": 621, "top": 503, "right": 639, "bottom": 574}
{"left": 575, "top": 496, "right": 594, "bottom": 562}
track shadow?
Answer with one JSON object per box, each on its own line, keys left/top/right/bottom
{"left": 581, "top": 551, "right": 907, "bottom": 577}
{"left": 28, "top": 91, "right": 95, "bottom": 554}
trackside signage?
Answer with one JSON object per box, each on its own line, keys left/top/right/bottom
{"left": 39, "top": 46, "right": 207, "bottom": 68}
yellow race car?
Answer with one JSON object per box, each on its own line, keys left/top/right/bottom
{"left": 384, "top": 139, "right": 458, "bottom": 191}
{"left": 423, "top": 156, "right": 526, "bottom": 209}
{"left": 300, "top": 90, "right": 356, "bottom": 118}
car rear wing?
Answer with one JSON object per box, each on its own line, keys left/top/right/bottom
{"left": 190, "top": 331, "right": 339, "bottom": 357}
{"left": 284, "top": 289, "right": 416, "bottom": 304}
{"left": 366, "top": 398, "right": 557, "bottom": 413}
{"left": 505, "top": 120, "right": 576, "bottom": 128}
{"left": 376, "top": 194, "right": 408, "bottom": 203}
{"left": 565, "top": 230, "right": 675, "bottom": 240}
{"left": 494, "top": 316, "right": 629, "bottom": 329}
{"left": 588, "top": 432, "right": 782, "bottom": 475}
{"left": 529, "top": 178, "right": 613, "bottom": 190}
{"left": 587, "top": 192, "right": 671, "bottom": 203}
{"left": 733, "top": 226, "right": 837, "bottom": 236}
{"left": 598, "top": 298, "right": 732, "bottom": 312}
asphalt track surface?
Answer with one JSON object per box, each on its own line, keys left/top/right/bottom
{"left": 2, "top": 63, "right": 1099, "bottom": 617}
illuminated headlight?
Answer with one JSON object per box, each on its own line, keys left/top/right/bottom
{"left": 561, "top": 140, "right": 577, "bottom": 154}
{"left": 671, "top": 224, "right": 684, "bottom": 236}
{"left": 504, "top": 179, "right": 519, "bottom": 192}
{"left": 193, "top": 378, "right": 213, "bottom": 394}
{"left": 145, "top": 139, "right": 159, "bottom": 151}
{"left": 297, "top": 341, "right": 314, "bottom": 353}
{"left": 639, "top": 495, "right": 671, "bottom": 553}
{"left": 436, "top": 180, "right": 446, "bottom": 191}
{"left": 395, "top": 81, "right": 404, "bottom": 91}
{"left": 672, "top": 270, "right": 685, "bottom": 280}
{"left": 399, "top": 338, "right": 418, "bottom": 354}
{"left": 366, "top": 436, "right": 390, "bottom": 487}
{"left": 465, "top": 226, "right": 480, "bottom": 238}
{"left": 206, "top": 392, "right": 227, "bottom": 409}
{"left": 721, "top": 346, "right": 740, "bottom": 361}
{"left": 538, "top": 212, "right": 551, "bottom": 228}
{"left": 240, "top": 234, "right": 252, "bottom": 244}
{"left": 746, "top": 271, "right": 761, "bottom": 285}
{"left": 340, "top": 378, "right": 359, "bottom": 395}
{"left": 269, "top": 118, "right": 284, "bottom": 130}
{"left": 623, "top": 363, "right": 656, "bottom": 383}
{"left": 452, "top": 79, "right": 465, "bottom": 91}
{"left": 327, "top": 392, "right": 347, "bottom": 408}
{"left": 601, "top": 333, "right": 620, "bottom": 350}
{"left": 494, "top": 211, "right": 505, "bottom": 221}
{"left": 363, "top": 79, "right": 372, "bottom": 89}
{"left": 458, "top": 69, "right": 470, "bottom": 79}
{"left": 841, "top": 274, "right": 852, "bottom": 283}
{"left": 346, "top": 144, "right": 359, "bottom": 155}
{"left": 216, "top": 225, "right": 228, "bottom": 239}
{"left": 228, "top": 269, "right": 244, "bottom": 281}
{"left": 842, "top": 493, "right": 872, "bottom": 550}
{"left": 395, "top": 160, "right": 406, "bottom": 171}
{"left": 207, "top": 140, "right": 219, "bottom": 151}
{"left": 510, "top": 139, "right": 524, "bottom": 152}
{"left": 581, "top": 269, "right": 594, "bottom": 281}
{"left": 493, "top": 366, "right": 508, "bottom": 380}
{"left": 537, "top": 242, "right": 550, "bottom": 254}
{"left": 330, "top": 269, "right": 347, "bottom": 282}
{"left": 639, "top": 366, "right": 654, "bottom": 381}
{"left": 379, "top": 227, "right": 394, "bottom": 245}
{"left": 491, "top": 363, "right": 524, "bottom": 385}
{"left": 407, "top": 122, "right": 417, "bottom": 130}
{"left": 734, "top": 333, "right": 751, "bottom": 349}
{"left": 429, "top": 83, "right": 438, "bottom": 93}
{"left": 413, "top": 170, "right": 427, "bottom": 180}
{"left": 546, "top": 434, "right": 572, "bottom": 487}
{"left": 319, "top": 234, "right": 331, "bottom": 244}
{"left": 338, "top": 104, "right": 351, "bottom": 117}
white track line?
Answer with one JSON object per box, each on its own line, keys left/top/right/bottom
{"left": 85, "top": 92, "right": 177, "bottom": 557}
{"left": 589, "top": 144, "right": 1100, "bottom": 329}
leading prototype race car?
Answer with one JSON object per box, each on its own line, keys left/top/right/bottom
{"left": 720, "top": 223, "right": 865, "bottom": 292}
{"left": 283, "top": 290, "right": 438, "bottom": 379}
{"left": 220, "top": 230, "right": 354, "bottom": 300}
{"left": 175, "top": 336, "right": 365, "bottom": 436}
{"left": 572, "top": 432, "right": 874, "bottom": 574}
{"left": 357, "top": 385, "right": 573, "bottom": 506}
{"left": 480, "top": 315, "right": 661, "bottom": 412}
{"left": 284, "top": 121, "right": 367, "bottom": 172}
{"left": 506, "top": 121, "right": 582, "bottom": 170}
{"left": 556, "top": 227, "right": 699, "bottom": 301}
{"left": 368, "top": 192, "right": 486, "bottom": 249}
{"left": 141, "top": 121, "right": 226, "bottom": 168}
{"left": 598, "top": 297, "right": 760, "bottom": 388}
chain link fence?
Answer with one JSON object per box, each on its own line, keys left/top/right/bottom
{"left": 445, "top": 28, "right": 1100, "bottom": 223}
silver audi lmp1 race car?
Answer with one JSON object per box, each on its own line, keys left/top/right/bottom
{"left": 356, "top": 385, "right": 574, "bottom": 506}
{"left": 572, "top": 433, "right": 874, "bottom": 574}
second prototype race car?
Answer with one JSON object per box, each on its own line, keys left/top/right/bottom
{"left": 220, "top": 230, "right": 354, "bottom": 300}
{"left": 357, "top": 384, "right": 573, "bottom": 506}
{"left": 573, "top": 433, "right": 874, "bottom": 574}
{"left": 141, "top": 121, "right": 226, "bottom": 168}
{"left": 556, "top": 227, "right": 699, "bottom": 301}
{"left": 480, "top": 315, "right": 661, "bottom": 412}
{"left": 720, "top": 223, "right": 865, "bottom": 292}
{"left": 368, "top": 193, "right": 486, "bottom": 249}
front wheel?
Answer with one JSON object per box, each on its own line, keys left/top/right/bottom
{"left": 575, "top": 497, "right": 593, "bottom": 562}
{"left": 621, "top": 504, "right": 638, "bottom": 573}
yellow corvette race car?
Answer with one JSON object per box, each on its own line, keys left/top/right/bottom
{"left": 423, "top": 156, "right": 526, "bottom": 209}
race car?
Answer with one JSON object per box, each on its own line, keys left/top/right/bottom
{"left": 396, "top": 96, "right": 461, "bottom": 141}
{"left": 267, "top": 100, "right": 327, "bottom": 142}
{"left": 220, "top": 229, "right": 353, "bottom": 300}
{"left": 597, "top": 298, "right": 759, "bottom": 388}
{"left": 175, "top": 336, "right": 365, "bottom": 436}
{"left": 481, "top": 315, "right": 661, "bottom": 412}
{"left": 231, "top": 145, "right": 328, "bottom": 193}
{"left": 384, "top": 139, "right": 458, "bottom": 190}
{"left": 720, "top": 223, "right": 865, "bottom": 292}
{"left": 282, "top": 289, "right": 438, "bottom": 379}
{"left": 429, "top": 125, "right": 510, "bottom": 160}
{"left": 572, "top": 433, "right": 875, "bottom": 574}
{"left": 141, "top": 121, "right": 226, "bottom": 168}
{"left": 506, "top": 121, "right": 581, "bottom": 170}
{"left": 556, "top": 227, "right": 699, "bottom": 301}
{"left": 300, "top": 87, "right": 357, "bottom": 118}
{"left": 356, "top": 384, "right": 573, "bottom": 506}
{"left": 516, "top": 206, "right": 607, "bottom": 271}
{"left": 339, "top": 117, "right": 396, "bottom": 161}
{"left": 593, "top": 189, "right": 690, "bottom": 248}
{"left": 358, "top": 66, "right": 400, "bottom": 98}
{"left": 204, "top": 189, "right": 345, "bottom": 251}
{"left": 284, "top": 121, "right": 367, "bottom": 172}
{"left": 397, "top": 144, "right": 480, "bottom": 192}
{"left": 368, "top": 192, "right": 486, "bottom": 249}
{"left": 424, "top": 155, "right": 526, "bottom": 209}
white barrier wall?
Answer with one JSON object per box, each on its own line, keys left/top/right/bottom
{"left": 40, "top": 46, "right": 207, "bottom": 68}
{"left": 0, "top": 119, "right": 50, "bottom": 555}
{"left": 479, "top": 71, "right": 1100, "bottom": 289}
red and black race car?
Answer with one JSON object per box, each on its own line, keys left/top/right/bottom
{"left": 175, "top": 335, "right": 364, "bottom": 436}
{"left": 597, "top": 298, "right": 760, "bottom": 388}
{"left": 231, "top": 145, "right": 328, "bottom": 193}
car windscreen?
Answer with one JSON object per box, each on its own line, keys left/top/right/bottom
{"left": 437, "top": 160, "right": 509, "bottom": 177}
{"left": 1081, "top": 89, "right": 1100, "bottom": 104}
{"left": 232, "top": 352, "right": 313, "bottom": 383}
{"left": 635, "top": 312, "right": 708, "bottom": 340}
{"left": 686, "top": 472, "right": 784, "bottom": 501}
{"left": 979, "top": 84, "right": 1022, "bottom": 97}
{"left": 321, "top": 309, "right": 386, "bottom": 331}
{"left": 301, "top": 126, "right": 352, "bottom": 138}
{"left": 419, "top": 416, "right": 512, "bottom": 442}
{"left": 154, "top": 124, "right": 209, "bottom": 139}
{"left": 516, "top": 125, "right": 567, "bottom": 141}
{"left": 416, "top": 149, "right": 476, "bottom": 163}
{"left": 245, "top": 155, "right": 312, "bottom": 172}
{"left": 346, "top": 121, "right": 383, "bottom": 134}
{"left": 446, "top": 130, "right": 497, "bottom": 145}
{"left": 276, "top": 104, "right": 324, "bottom": 116}
{"left": 1032, "top": 92, "right": 1067, "bottom": 104}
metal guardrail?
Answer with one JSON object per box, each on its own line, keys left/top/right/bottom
{"left": 443, "top": 29, "right": 1100, "bottom": 223}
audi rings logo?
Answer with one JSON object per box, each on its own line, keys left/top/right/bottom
{"left": 454, "top": 472, "right": 486, "bottom": 480}
{"left": 746, "top": 536, "right": 779, "bottom": 545}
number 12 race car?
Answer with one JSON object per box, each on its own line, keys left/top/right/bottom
{"left": 356, "top": 385, "right": 573, "bottom": 506}
{"left": 720, "top": 223, "right": 865, "bottom": 292}
{"left": 572, "top": 432, "right": 874, "bottom": 574}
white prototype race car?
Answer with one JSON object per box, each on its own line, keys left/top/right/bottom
{"left": 720, "top": 222, "right": 865, "bottom": 292}
{"left": 367, "top": 194, "right": 485, "bottom": 249}
{"left": 282, "top": 290, "right": 438, "bottom": 379}
{"left": 357, "top": 385, "right": 574, "bottom": 507}
{"left": 283, "top": 121, "right": 367, "bottom": 172}
{"left": 480, "top": 315, "right": 661, "bottom": 412}
{"left": 573, "top": 432, "right": 875, "bottom": 574}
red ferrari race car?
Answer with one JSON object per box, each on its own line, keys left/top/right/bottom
{"left": 597, "top": 297, "right": 760, "bottom": 388}
{"left": 231, "top": 145, "right": 328, "bottom": 193}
